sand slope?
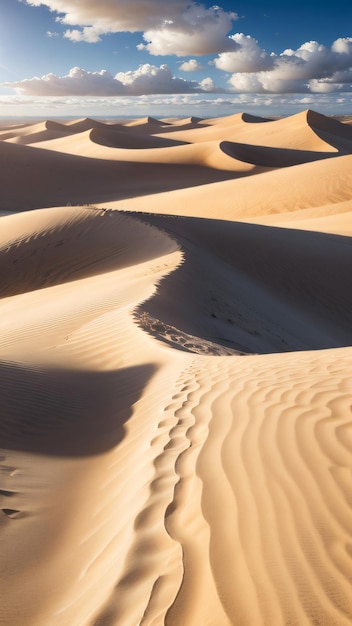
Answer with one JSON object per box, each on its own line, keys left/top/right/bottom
{"left": 0, "top": 110, "right": 351, "bottom": 626}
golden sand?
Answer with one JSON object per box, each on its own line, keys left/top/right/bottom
{"left": 0, "top": 109, "right": 351, "bottom": 625}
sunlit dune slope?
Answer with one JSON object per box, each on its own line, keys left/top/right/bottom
{"left": 0, "top": 206, "right": 177, "bottom": 298}
{"left": 252, "top": 200, "right": 352, "bottom": 235}
{"left": 0, "top": 120, "right": 73, "bottom": 144}
{"left": 0, "top": 118, "right": 112, "bottom": 145}
{"left": 107, "top": 152, "right": 352, "bottom": 219}
{"left": 0, "top": 140, "right": 247, "bottom": 210}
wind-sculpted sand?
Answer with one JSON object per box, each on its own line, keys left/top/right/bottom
{"left": 0, "top": 110, "right": 351, "bottom": 626}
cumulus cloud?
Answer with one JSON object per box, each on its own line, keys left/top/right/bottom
{"left": 199, "top": 77, "right": 219, "bottom": 92}
{"left": 214, "top": 33, "right": 273, "bottom": 73}
{"left": 137, "top": 5, "right": 238, "bottom": 56}
{"left": 179, "top": 59, "right": 203, "bottom": 72}
{"left": 219, "top": 36, "right": 352, "bottom": 93}
{"left": 5, "top": 67, "right": 122, "bottom": 96}
{"left": 23, "top": 1, "right": 238, "bottom": 54}
{"left": 63, "top": 26, "right": 106, "bottom": 43}
{"left": 23, "top": 0, "right": 190, "bottom": 32}
{"left": 115, "top": 63, "right": 199, "bottom": 93}
{"left": 4, "top": 64, "right": 201, "bottom": 96}
{"left": 309, "top": 70, "right": 352, "bottom": 93}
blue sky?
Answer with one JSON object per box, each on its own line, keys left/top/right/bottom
{"left": 0, "top": 0, "right": 351, "bottom": 118}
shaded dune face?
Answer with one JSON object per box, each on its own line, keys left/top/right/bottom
{"left": 220, "top": 141, "right": 343, "bottom": 167}
{"left": 138, "top": 214, "right": 352, "bottom": 354}
{"left": 0, "top": 361, "right": 155, "bottom": 456}
{"left": 240, "top": 112, "right": 273, "bottom": 123}
{"left": 306, "top": 108, "right": 352, "bottom": 142}
{"left": 89, "top": 127, "right": 189, "bottom": 149}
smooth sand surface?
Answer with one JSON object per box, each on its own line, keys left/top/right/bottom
{"left": 0, "top": 109, "right": 351, "bottom": 626}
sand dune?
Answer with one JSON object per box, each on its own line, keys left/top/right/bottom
{"left": 106, "top": 151, "right": 352, "bottom": 220}
{"left": 0, "top": 138, "right": 249, "bottom": 211}
{"left": 62, "top": 117, "right": 109, "bottom": 131}
{"left": 123, "top": 116, "right": 173, "bottom": 133}
{"left": 219, "top": 140, "right": 338, "bottom": 167}
{"left": 136, "top": 213, "right": 352, "bottom": 354}
{"left": 155, "top": 109, "right": 352, "bottom": 153}
{"left": 253, "top": 201, "right": 352, "bottom": 235}
{"left": 89, "top": 126, "right": 189, "bottom": 149}
{"left": 34, "top": 130, "right": 271, "bottom": 178}
{"left": 0, "top": 120, "right": 73, "bottom": 145}
{"left": 0, "top": 118, "right": 126, "bottom": 146}
{"left": 0, "top": 109, "right": 352, "bottom": 626}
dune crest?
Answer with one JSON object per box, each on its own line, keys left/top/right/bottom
{"left": 306, "top": 108, "right": 352, "bottom": 140}
{"left": 219, "top": 140, "right": 337, "bottom": 167}
{"left": 158, "top": 108, "right": 352, "bottom": 153}
{"left": 1, "top": 109, "right": 352, "bottom": 626}
{"left": 89, "top": 126, "right": 188, "bottom": 149}
{"left": 241, "top": 112, "right": 273, "bottom": 123}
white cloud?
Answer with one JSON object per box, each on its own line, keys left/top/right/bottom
{"left": 63, "top": 26, "right": 106, "bottom": 43}
{"left": 179, "top": 59, "right": 203, "bottom": 72}
{"left": 115, "top": 63, "right": 199, "bottom": 94}
{"left": 214, "top": 34, "right": 273, "bottom": 72}
{"left": 309, "top": 70, "right": 352, "bottom": 93}
{"left": 5, "top": 67, "right": 123, "bottom": 96}
{"left": 221, "top": 36, "right": 352, "bottom": 93}
{"left": 198, "top": 77, "right": 220, "bottom": 92}
{"left": 332, "top": 37, "right": 352, "bottom": 55}
{"left": 137, "top": 5, "right": 238, "bottom": 56}
{"left": 309, "top": 79, "right": 342, "bottom": 93}
{"left": 226, "top": 73, "right": 264, "bottom": 93}
{"left": 23, "top": 0, "right": 190, "bottom": 32}
{"left": 4, "top": 64, "right": 201, "bottom": 96}
{"left": 23, "top": 1, "right": 238, "bottom": 54}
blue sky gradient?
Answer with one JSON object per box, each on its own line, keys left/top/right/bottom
{"left": 0, "top": 0, "right": 351, "bottom": 117}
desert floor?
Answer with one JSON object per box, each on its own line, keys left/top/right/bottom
{"left": 0, "top": 109, "right": 351, "bottom": 625}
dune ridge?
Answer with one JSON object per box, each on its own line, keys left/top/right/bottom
{"left": 0, "top": 109, "right": 352, "bottom": 626}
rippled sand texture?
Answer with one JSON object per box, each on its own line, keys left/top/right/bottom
{"left": 0, "top": 110, "right": 351, "bottom": 626}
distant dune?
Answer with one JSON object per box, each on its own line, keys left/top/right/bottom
{"left": 0, "top": 110, "right": 351, "bottom": 626}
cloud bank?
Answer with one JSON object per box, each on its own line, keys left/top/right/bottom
{"left": 2, "top": 91, "right": 351, "bottom": 123}
{"left": 5, "top": 37, "right": 352, "bottom": 96}
{"left": 23, "top": 1, "right": 239, "bottom": 54}
{"left": 4, "top": 64, "right": 202, "bottom": 96}
{"left": 214, "top": 35, "right": 352, "bottom": 93}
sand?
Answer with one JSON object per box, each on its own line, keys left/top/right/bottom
{"left": 0, "top": 109, "right": 351, "bottom": 626}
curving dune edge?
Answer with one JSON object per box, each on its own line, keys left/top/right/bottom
{"left": 0, "top": 110, "right": 352, "bottom": 626}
